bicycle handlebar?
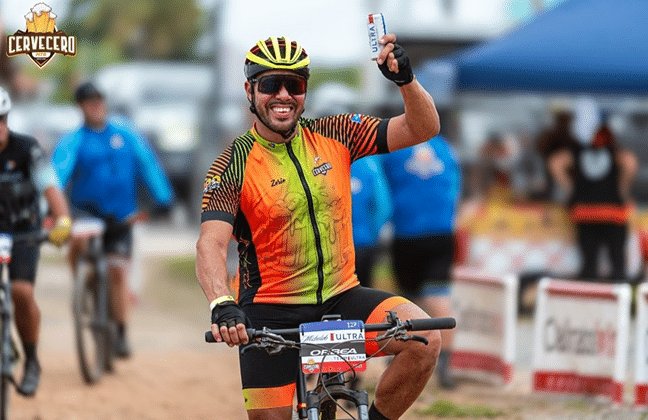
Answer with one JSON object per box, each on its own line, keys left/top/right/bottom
{"left": 1, "top": 230, "right": 50, "bottom": 245}
{"left": 204, "top": 316, "right": 456, "bottom": 343}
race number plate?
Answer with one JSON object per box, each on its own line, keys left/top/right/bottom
{"left": 299, "top": 320, "right": 366, "bottom": 374}
{"left": 0, "top": 234, "right": 13, "bottom": 264}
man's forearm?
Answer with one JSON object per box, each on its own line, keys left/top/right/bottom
{"left": 196, "top": 238, "right": 232, "bottom": 303}
{"left": 44, "top": 185, "right": 70, "bottom": 219}
{"left": 400, "top": 79, "right": 440, "bottom": 143}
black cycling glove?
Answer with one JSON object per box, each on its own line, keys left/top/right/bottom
{"left": 211, "top": 301, "right": 247, "bottom": 329}
{"left": 378, "top": 42, "right": 414, "bottom": 86}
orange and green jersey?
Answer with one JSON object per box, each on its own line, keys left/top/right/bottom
{"left": 201, "top": 114, "right": 389, "bottom": 305}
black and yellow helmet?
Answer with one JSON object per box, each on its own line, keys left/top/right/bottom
{"left": 244, "top": 36, "right": 310, "bottom": 80}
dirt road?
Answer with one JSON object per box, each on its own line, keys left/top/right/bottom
{"left": 9, "top": 225, "right": 648, "bottom": 419}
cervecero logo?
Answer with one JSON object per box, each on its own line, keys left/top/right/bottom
{"left": 6, "top": 3, "right": 76, "bottom": 68}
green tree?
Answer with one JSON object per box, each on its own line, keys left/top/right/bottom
{"left": 64, "top": 0, "right": 203, "bottom": 61}
{"left": 34, "top": 0, "right": 205, "bottom": 102}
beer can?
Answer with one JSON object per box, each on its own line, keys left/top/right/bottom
{"left": 367, "top": 13, "right": 387, "bottom": 61}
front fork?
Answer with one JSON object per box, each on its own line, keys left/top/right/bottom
{"left": 297, "top": 371, "right": 370, "bottom": 420}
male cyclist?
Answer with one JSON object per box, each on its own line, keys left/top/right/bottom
{"left": 52, "top": 82, "right": 175, "bottom": 358}
{"left": 0, "top": 86, "right": 71, "bottom": 396}
{"left": 197, "top": 34, "right": 442, "bottom": 420}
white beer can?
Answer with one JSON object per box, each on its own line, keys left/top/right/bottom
{"left": 367, "top": 13, "right": 387, "bottom": 60}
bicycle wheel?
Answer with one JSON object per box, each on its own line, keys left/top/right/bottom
{"left": 320, "top": 399, "right": 337, "bottom": 420}
{"left": 0, "top": 319, "right": 17, "bottom": 420}
{"left": 0, "top": 347, "right": 10, "bottom": 419}
{"left": 72, "top": 258, "right": 108, "bottom": 384}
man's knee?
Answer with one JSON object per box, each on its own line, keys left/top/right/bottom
{"left": 247, "top": 406, "right": 292, "bottom": 420}
{"left": 408, "top": 329, "right": 441, "bottom": 370}
{"left": 389, "top": 302, "right": 442, "bottom": 367}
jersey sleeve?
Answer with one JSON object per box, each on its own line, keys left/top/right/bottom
{"left": 52, "top": 130, "right": 82, "bottom": 187}
{"left": 306, "top": 114, "right": 390, "bottom": 162}
{"left": 126, "top": 127, "right": 175, "bottom": 206}
{"left": 30, "top": 145, "right": 61, "bottom": 193}
{"left": 200, "top": 142, "right": 245, "bottom": 225}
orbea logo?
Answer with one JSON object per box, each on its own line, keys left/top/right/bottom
{"left": 5, "top": 3, "right": 76, "bottom": 68}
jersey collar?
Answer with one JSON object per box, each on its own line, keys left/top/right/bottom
{"left": 251, "top": 123, "right": 303, "bottom": 151}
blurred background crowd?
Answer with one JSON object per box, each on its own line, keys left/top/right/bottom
{"left": 2, "top": 0, "right": 648, "bottom": 303}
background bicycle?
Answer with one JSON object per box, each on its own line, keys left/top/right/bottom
{"left": 206, "top": 312, "right": 456, "bottom": 420}
{"left": 0, "top": 230, "right": 47, "bottom": 420}
{"left": 70, "top": 217, "right": 114, "bottom": 384}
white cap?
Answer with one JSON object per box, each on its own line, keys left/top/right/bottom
{"left": 572, "top": 97, "right": 602, "bottom": 145}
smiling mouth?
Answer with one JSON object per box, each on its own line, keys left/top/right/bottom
{"left": 270, "top": 104, "right": 294, "bottom": 119}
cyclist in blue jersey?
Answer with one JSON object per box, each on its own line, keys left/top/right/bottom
{"left": 52, "top": 82, "right": 175, "bottom": 358}
{"left": 1, "top": 86, "right": 71, "bottom": 396}
{"left": 351, "top": 155, "right": 392, "bottom": 287}
{"left": 382, "top": 134, "right": 462, "bottom": 389}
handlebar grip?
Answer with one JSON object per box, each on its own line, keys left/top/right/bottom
{"left": 204, "top": 328, "right": 258, "bottom": 343}
{"left": 409, "top": 317, "right": 456, "bottom": 331}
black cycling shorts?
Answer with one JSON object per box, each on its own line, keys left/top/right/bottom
{"left": 71, "top": 209, "right": 133, "bottom": 258}
{"left": 391, "top": 234, "right": 455, "bottom": 298}
{"left": 9, "top": 240, "right": 40, "bottom": 283}
{"left": 103, "top": 222, "right": 133, "bottom": 258}
{"left": 239, "top": 286, "right": 410, "bottom": 410}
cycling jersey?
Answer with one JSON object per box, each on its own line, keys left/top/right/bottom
{"left": 382, "top": 135, "right": 461, "bottom": 237}
{"left": 201, "top": 114, "right": 389, "bottom": 306}
{"left": 0, "top": 132, "right": 58, "bottom": 232}
{"left": 350, "top": 155, "right": 392, "bottom": 249}
{"left": 569, "top": 144, "right": 629, "bottom": 223}
{"left": 52, "top": 120, "right": 174, "bottom": 222}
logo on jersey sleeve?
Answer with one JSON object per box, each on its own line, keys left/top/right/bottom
{"left": 203, "top": 175, "right": 222, "bottom": 193}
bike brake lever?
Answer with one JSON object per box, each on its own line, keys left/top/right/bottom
{"left": 407, "top": 334, "right": 429, "bottom": 345}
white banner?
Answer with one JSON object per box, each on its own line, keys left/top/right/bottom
{"left": 451, "top": 267, "right": 518, "bottom": 383}
{"left": 532, "top": 278, "right": 631, "bottom": 403}
{"left": 634, "top": 282, "right": 648, "bottom": 405}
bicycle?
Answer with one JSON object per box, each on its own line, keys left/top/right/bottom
{"left": 0, "top": 229, "right": 48, "bottom": 420}
{"left": 70, "top": 217, "right": 115, "bottom": 384}
{"left": 206, "top": 311, "right": 456, "bottom": 420}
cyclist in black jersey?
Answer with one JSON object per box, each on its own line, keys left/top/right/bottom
{"left": 0, "top": 86, "right": 71, "bottom": 396}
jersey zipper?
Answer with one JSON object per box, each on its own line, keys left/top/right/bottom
{"left": 286, "top": 141, "right": 325, "bottom": 304}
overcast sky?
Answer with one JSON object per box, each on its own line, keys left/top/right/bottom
{"left": 1, "top": 0, "right": 528, "bottom": 62}
{"left": 1, "top": 0, "right": 566, "bottom": 72}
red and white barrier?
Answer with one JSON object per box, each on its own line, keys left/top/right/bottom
{"left": 450, "top": 267, "right": 518, "bottom": 383}
{"left": 532, "top": 278, "right": 631, "bottom": 403}
{"left": 634, "top": 282, "right": 648, "bottom": 406}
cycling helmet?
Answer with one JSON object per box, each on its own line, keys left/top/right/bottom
{"left": 0, "top": 87, "right": 11, "bottom": 116}
{"left": 244, "top": 36, "right": 310, "bottom": 81}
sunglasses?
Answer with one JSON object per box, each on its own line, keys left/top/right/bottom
{"left": 252, "top": 74, "right": 307, "bottom": 96}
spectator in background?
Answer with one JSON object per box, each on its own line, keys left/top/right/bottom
{"left": 548, "top": 98, "right": 638, "bottom": 281}
{"left": 351, "top": 155, "right": 392, "bottom": 288}
{"left": 474, "top": 132, "right": 520, "bottom": 202}
{"left": 382, "top": 134, "right": 462, "bottom": 389}
{"left": 52, "top": 82, "right": 175, "bottom": 358}
{"left": 535, "top": 106, "right": 578, "bottom": 201}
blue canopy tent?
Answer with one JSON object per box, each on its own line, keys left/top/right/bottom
{"left": 418, "top": 0, "right": 648, "bottom": 96}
